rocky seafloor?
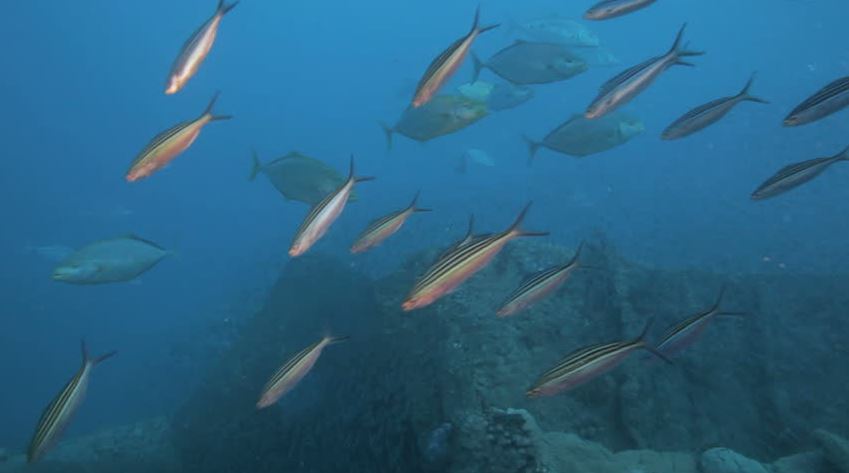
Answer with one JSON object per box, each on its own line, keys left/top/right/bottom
{"left": 3, "top": 239, "right": 849, "bottom": 473}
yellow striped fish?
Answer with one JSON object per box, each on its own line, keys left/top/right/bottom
{"left": 351, "top": 191, "right": 431, "bottom": 254}
{"left": 289, "top": 156, "right": 374, "bottom": 257}
{"left": 402, "top": 202, "right": 547, "bottom": 311}
{"left": 496, "top": 242, "right": 586, "bottom": 318}
{"left": 256, "top": 335, "right": 348, "bottom": 409}
{"left": 527, "top": 320, "right": 668, "bottom": 397}
{"left": 165, "top": 0, "right": 239, "bottom": 95}
{"left": 126, "top": 92, "right": 231, "bottom": 182}
{"left": 28, "top": 341, "right": 116, "bottom": 463}
{"left": 412, "top": 6, "right": 498, "bottom": 108}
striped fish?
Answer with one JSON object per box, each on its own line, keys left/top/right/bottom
{"left": 527, "top": 320, "right": 669, "bottom": 397}
{"left": 126, "top": 92, "right": 231, "bottom": 182}
{"left": 351, "top": 192, "right": 431, "bottom": 254}
{"left": 165, "top": 0, "right": 239, "bottom": 95}
{"left": 28, "top": 341, "right": 116, "bottom": 463}
{"left": 751, "top": 144, "right": 849, "bottom": 200}
{"left": 496, "top": 242, "right": 586, "bottom": 318}
{"left": 412, "top": 6, "right": 498, "bottom": 108}
{"left": 256, "top": 335, "right": 348, "bottom": 409}
{"left": 402, "top": 202, "right": 547, "bottom": 312}
{"left": 289, "top": 156, "right": 374, "bottom": 257}
{"left": 657, "top": 285, "right": 745, "bottom": 357}
{"left": 662, "top": 73, "right": 768, "bottom": 140}
{"left": 784, "top": 76, "right": 849, "bottom": 127}
{"left": 584, "top": 0, "right": 657, "bottom": 20}
{"left": 585, "top": 23, "right": 703, "bottom": 119}
{"left": 437, "top": 214, "right": 480, "bottom": 260}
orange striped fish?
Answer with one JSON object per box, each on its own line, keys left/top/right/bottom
{"left": 126, "top": 92, "right": 231, "bottom": 182}
{"left": 527, "top": 320, "right": 668, "bottom": 397}
{"left": 412, "top": 6, "right": 498, "bottom": 108}
{"left": 165, "top": 0, "right": 239, "bottom": 95}
{"left": 256, "top": 335, "right": 348, "bottom": 409}
{"left": 28, "top": 341, "right": 116, "bottom": 463}
{"left": 402, "top": 202, "right": 547, "bottom": 311}
{"left": 496, "top": 242, "right": 587, "bottom": 318}
{"left": 289, "top": 156, "right": 374, "bottom": 257}
{"left": 351, "top": 192, "right": 431, "bottom": 254}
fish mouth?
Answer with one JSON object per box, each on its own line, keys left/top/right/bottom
{"left": 401, "top": 299, "right": 421, "bottom": 311}
{"left": 782, "top": 117, "right": 798, "bottom": 127}
{"left": 164, "top": 80, "right": 180, "bottom": 95}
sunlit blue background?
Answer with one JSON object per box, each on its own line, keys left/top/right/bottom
{"left": 0, "top": 0, "right": 846, "bottom": 449}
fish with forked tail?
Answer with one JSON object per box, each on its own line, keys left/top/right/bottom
{"left": 751, "top": 145, "right": 849, "bottom": 200}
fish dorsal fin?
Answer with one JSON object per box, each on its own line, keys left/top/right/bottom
{"left": 123, "top": 234, "right": 166, "bottom": 250}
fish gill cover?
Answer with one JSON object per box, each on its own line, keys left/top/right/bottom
{"left": 1, "top": 1, "right": 849, "bottom": 473}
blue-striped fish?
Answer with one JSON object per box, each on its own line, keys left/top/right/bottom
{"left": 496, "top": 242, "right": 587, "bottom": 317}
{"left": 662, "top": 73, "right": 768, "bottom": 140}
{"left": 403, "top": 203, "right": 547, "bottom": 311}
{"left": 289, "top": 156, "right": 374, "bottom": 257}
{"left": 657, "top": 285, "right": 745, "bottom": 357}
{"left": 351, "top": 192, "right": 431, "bottom": 253}
{"left": 751, "top": 144, "right": 849, "bottom": 200}
{"left": 28, "top": 341, "right": 116, "bottom": 463}
{"left": 585, "top": 24, "right": 703, "bottom": 119}
{"left": 527, "top": 320, "right": 668, "bottom": 397}
{"left": 412, "top": 6, "right": 498, "bottom": 108}
{"left": 127, "top": 92, "right": 231, "bottom": 182}
{"left": 165, "top": 0, "right": 239, "bottom": 94}
{"left": 257, "top": 335, "right": 348, "bottom": 409}
{"left": 784, "top": 76, "right": 849, "bottom": 126}
{"left": 584, "top": 0, "right": 657, "bottom": 20}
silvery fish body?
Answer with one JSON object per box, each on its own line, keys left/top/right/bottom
{"left": 584, "top": 0, "right": 657, "bottom": 20}
{"left": 52, "top": 236, "right": 170, "bottom": 284}
{"left": 751, "top": 146, "right": 849, "bottom": 200}
{"left": 472, "top": 41, "right": 588, "bottom": 85}
{"left": 784, "top": 76, "right": 849, "bottom": 126}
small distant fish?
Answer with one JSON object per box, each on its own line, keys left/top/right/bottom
{"left": 783, "top": 76, "right": 849, "bottom": 126}
{"left": 351, "top": 192, "right": 431, "bottom": 254}
{"left": 165, "top": 0, "right": 239, "bottom": 94}
{"left": 527, "top": 320, "right": 668, "bottom": 397}
{"left": 525, "top": 112, "right": 644, "bottom": 163}
{"left": 457, "top": 81, "right": 534, "bottom": 112}
{"left": 584, "top": 0, "right": 657, "bottom": 21}
{"left": 456, "top": 148, "right": 496, "bottom": 174}
{"left": 52, "top": 235, "right": 171, "bottom": 284}
{"left": 127, "top": 92, "right": 231, "bottom": 182}
{"left": 289, "top": 156, "right": 374, "bottom": 257}
{"left": 403, "top": 202, "right": 547, "bottom": 311}
{"left": 381, "top": 95, "right": 489, "bottom": 149}
{"left": 412, "top": 6, "right": 498, "bottom": 108}
{"left": 585, "top": 24, "right": 703, "bottom": 119}
{"left": 662, "top": 73, "right": 768, "bottom": 140}
{"left": 751, "top": 144, "right": 849, "bottom": 200}
{"left": 496, "top": 242, "right": 587, "bottom": 317}
{"left": 657, "top": 285, "right": 745, "bottom": 357}
{"left": 508, "top": 16, "right": 600, "bottom": 47}
{"left": 256, "top": 335, "right": 348, "bottom": 409}
{"left": 28, "top": 341, "right": 116, "bottom": 463}
{"left": 471, "top": 41, "right": 588, "bottom": 85}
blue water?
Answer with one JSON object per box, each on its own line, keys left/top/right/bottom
{"left": 1, "top": 0, "right": 848, "bottom": 459}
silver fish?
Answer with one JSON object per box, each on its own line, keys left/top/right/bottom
{"left": 585, "top": 0, "right": 657, "bottom": 20}
{"left": 751, "top": 145, "right": 849, "bottom": 200}
{"left": 471, "top": 41, "right": 588, "bottom": 85}
{"left": 28, "top": 341, "right": 116, "bottom": 463}
{"left": 662, "top": 73, "right": 768, "bottom": 140}
{"left": 165, "top": 0, "right": 238, "bottom": 94}
{"left": 52, "top": 235, "right": 171, "bottom": 284}
{"left": 783, "top": 76, "right": 849, "bottom": 126}
{"left": 585, "top": 24, "right": 703, "bottom": 119}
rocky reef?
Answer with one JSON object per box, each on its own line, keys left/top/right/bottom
{"left": 5, "top": 238, "right": 847, "bottom": 472}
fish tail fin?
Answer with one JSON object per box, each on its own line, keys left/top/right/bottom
{"left": 471, "top": 52, "right": 485, "bottom": 82}
{"left": 218, "top": 0, "right": 239, "bottom": 15}
{"left": 348, "top": 155, "right": 375, "bottom": 183}
{"left": 643, "top": 344, "right": 674, "bottom": 365}
{"left": 81, "top": 339, "right": 117, "bottom": 366}
{"left": 523, "top": 135, "right": 542, "bottom": 166}
{"left": 379, "top": 121, "right": 394, "bottom": 151}
{"left": 739, "top": 72, "right": 769, "bottom": 104}
{"left": 464, "top": 214, "right": 475, "bottom": 238}
{"left": 249, "top": 148, "right": 262, "bottom": 181}
{"left": 470, "top": 4, "right": 481, "bottom": 32}
{"left": 508, "top": 201, "right": 548, "bottom": 237}
{"left": 326, "top": 335, "right": 350, "bottom": 345}
{"left": 669, "top": 24, "right": 704, "bottom": 64}
{"left": 203, "top": 91, "right": 232, "bottom": 121}
{"left": 835, "top": 144, "right": 849, "bottom": 161}
{"left": 717, "top": 311, "right": 748, "bottom": 318}
{"left": 478, "top": 23, "right": 500, "bottom": 35}
{"left": 710, "top": 284, "right": 728, "bottom": 313}
{"left": 635, "top": 319, "right": 673, "bottom": 364}
{"left": 569, "top": 240, "right": 586, "bottom": 267}
{"left": 409, "top": 190, "right": 432, "bottom": 212}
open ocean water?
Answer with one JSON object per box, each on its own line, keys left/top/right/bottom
{"left": 1, "top": 1, "right": 848, "bottom": 472}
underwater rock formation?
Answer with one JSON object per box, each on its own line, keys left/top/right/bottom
{"left": 168, "top": 239, "right": 849, "bottom": 472}
{"left": 814, "top": 429, "right": 849, "bottom": 473}
{"left": 700, "top": 448, "right": 770, "bottom": 473}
